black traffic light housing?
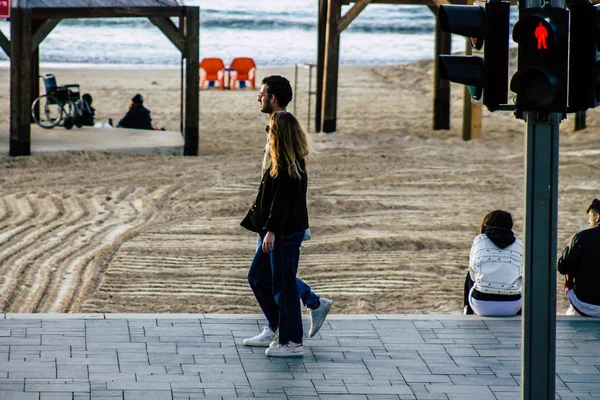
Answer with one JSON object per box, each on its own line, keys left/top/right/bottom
{"left": 437, "top": 0, "right": 510, "bottom": 112}
{"left": 510, "top": 5, "right": 569, "bottom": 113}
{"left": 568, "top": 0, "right": 600, "bottom": 112}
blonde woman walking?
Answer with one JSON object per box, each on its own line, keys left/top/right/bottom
{"left": 241, "top": 111, "right": 312, "bottom": 357}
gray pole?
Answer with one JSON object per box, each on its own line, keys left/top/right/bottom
{"left": 521, "top": 111, "right": 559, "bottom": 400}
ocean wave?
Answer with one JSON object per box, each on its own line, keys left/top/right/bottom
{"left": 48, "top": 9, "right": 436, "bottom": 34}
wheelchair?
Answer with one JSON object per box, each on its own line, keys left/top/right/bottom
{"left": 31, "top": 74, "right": 93, "bottom": 129}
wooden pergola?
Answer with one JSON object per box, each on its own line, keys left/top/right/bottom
{"left": 316, "top": 0, "right": 476, "bottom": 137}
{"left": 2, "top": 0, "right": 199, "bottom": 157}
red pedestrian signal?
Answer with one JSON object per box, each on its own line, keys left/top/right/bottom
{"left": 511, "top": 6, "right": 569, "bottom": 112}
{"left": 535, "top": 22, "right": 549, "bottom": 49}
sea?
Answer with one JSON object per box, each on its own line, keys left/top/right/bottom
{"left": 0, "top": 0, "right": 519, "bottom": 69}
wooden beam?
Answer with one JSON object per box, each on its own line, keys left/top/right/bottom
{"left": 31, "top": 19, "right": 60, "bottom": 52}
{"left": 574, "top": 111, "right": 587, "bottom": 131}
{"left": 461, "top": 38, "right": 481, "bottom": 140}
{"left": 315, "top": 0, "right": 328, "bottom": 133}
{"left": 337, "top": 0, "right": 372, "bottom": 33}
{"left": 31, "top": 7, "right": 186, "bottom": 20}
{"left": 0, "top": 30, "right": 9, "bottom": 58}
{"left": 149, "top": 16, "right": 184, "bottom": 53}
{"left": 321, "top": 0, "right": 342, "bottom": 133}
{"left": 342, "top": 0, "right": 466, "bottom": 4}
{"left": 30, "top": 19, "right": 41, "bottom": 124}
{"left": 183, "top": 7, "right": 199, "bottom": 156}
{"left": 429, "top": 0, "right": 450, "bottom": 7}
{"left": 431, "top": 4, "right": 450, "bottom": 130}
{"left": 10, "top": 8, "right": 33, "bottom": 157}
{"left": 462, "top": 93, "right": 482, "bottom": 140}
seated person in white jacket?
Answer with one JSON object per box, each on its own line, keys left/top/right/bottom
{"left": 463, "top": 210, "right": 523, "bottom": 317}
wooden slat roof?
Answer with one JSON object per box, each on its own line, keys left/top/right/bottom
{"left": 20, "top": 0, "right": 179, "bottom": 8}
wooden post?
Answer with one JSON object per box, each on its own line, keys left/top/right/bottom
{"left": 462, "top": 93, "right": 482, "bottom": 140}
{"left": 462, "top": 38, "right": 481, "bottom": 140}
{"left": 184, "top": 7, "right": 199, "bottom": 156}
{"left": 10, "top": 7, "right": 33, "bottom": 157}
{"left": 574, "top": 111, "right": 586, "bottom": 131}
{"left": 30, "top": 20, "right": 42, "bottom": 125}
{"left": 315, "top": 0, "right": 327, "bottom": 133}
{"left": 321, "top": 0, "right": 341, "bottom": 133}
{"left": 431, "top": 5, "right": 450, "bottom": 130}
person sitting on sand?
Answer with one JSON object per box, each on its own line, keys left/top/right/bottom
{"left": 557, "top": 199, "right": 600, "bottom": 317}
{"left": 116, "top": 94, "right": 153, "bottom": 130}
{"left": 463, "top": 210, "right": 523, "bottom": 317}
{"left": 77, "top": 93, "right": 96, "bottom": 127}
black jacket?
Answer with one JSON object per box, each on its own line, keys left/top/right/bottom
{"left": 241, "top": 161, "right": 309, "bottom": 235}
{"left": 558, "top": 226, "right": 600, "bottom": 305}
{"left": 117, "top": 106, "right": 153, "bottom": 130}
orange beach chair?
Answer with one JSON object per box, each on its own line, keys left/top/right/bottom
{"left": 229, "top": 57, "right": 257, "bottom": 90}
{"left": 199, "top": 58, "right": 226, "bottom": 90}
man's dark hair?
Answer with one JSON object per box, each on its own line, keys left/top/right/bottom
{"left": 586, "top": 199, "right": 600, "bottom": 214}
{"left": 480, "top": 210, "right": 513, "bottom": 233}
{"left": 262, "top": 75, "right": 293, "bottom": 108}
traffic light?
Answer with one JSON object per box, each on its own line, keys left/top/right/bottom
{"left": 568, "top": 0, "right": 600, "bottom": 112}
{"left": 437, "top": 0, "right": 510, "bottom": 112}
{"left": 510, "top": 5, "right": 569, "bottom": 113}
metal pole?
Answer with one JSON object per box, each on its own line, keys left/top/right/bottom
{"left": 521, "top": 111, "right": 559, "bottom": 400}
{"left": 293, "top": 63, "right": 298, "bottom": 115}
{"left": 308, "top": 65, "right": 313, "bottom": 132}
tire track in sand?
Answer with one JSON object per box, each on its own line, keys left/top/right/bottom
{"left": 0, "top": 184, "right": 180, "bottom": 312}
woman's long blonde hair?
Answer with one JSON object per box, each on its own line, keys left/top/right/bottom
{"left": 268, "top": 111, "right": 312, "bottom": 180}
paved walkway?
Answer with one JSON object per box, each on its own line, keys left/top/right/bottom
{"left": 0, "top": 314, "right": 598, "bottom": 400}
{"left": 0, "top": 124, "right": 184, "bottom": 156}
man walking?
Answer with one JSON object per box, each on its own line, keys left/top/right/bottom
{"left": 243, "top": 75, "right": 334, "bottom": 347}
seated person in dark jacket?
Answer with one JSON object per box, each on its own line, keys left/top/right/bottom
{"left": 116, "top": 94, "right": 153, "bottom": 130}
{"left": 77, "top": 93, "right": 96, "bottom": 126}
{"left": 558, "top": 198, "right": 600, "bottom": 317}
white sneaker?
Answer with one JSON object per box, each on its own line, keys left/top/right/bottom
{"left": 268, "top": 329, "right": 280, "bottom": 348}
{"left": 265, "top": 341, "right": 304, "bottom": 357}
{"left": 243, "top": 327, "right": 276, "bottom": 347}
{"left": 309, "top": 297, "right": 333, "bottom": 338}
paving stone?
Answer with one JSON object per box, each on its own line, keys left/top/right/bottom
{"left": 40, "top": 393, "right": 77, "bottom": 400}
{"left": 89, "top": 389, "right": 123, "bottom": 398}
{"left": 123, "top": 390, "right": 172, "bottom": 400}
{"left": 346, "top": 384, "right": 413, "bottom": 395}
{"left": 447, "top": 394, "right": 497, "bottom": 400}
{"left": 450, "top": 375, "right": 518, "bottom": 386}
{"left": 25, "top": 380, "right": 90, "bottom": 392}
{"left": 425, "top": 383, "right": 493, "bottom": 394}
{"left": 0, "top": 393, "right": 40, "bottom": 400}
{"left": 412, "top": 395, "right": 451, "bottom": 400}
{"left": 403, "top": 375, "right": 452, "bottom": 383}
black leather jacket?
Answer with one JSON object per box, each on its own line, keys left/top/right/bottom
{"left": 558, "top": 226, "right": 600, "bottom": 305}
{"left": 241, "top": 161, "right": 309, "bottom": 235}
{"left": 117, "top": 106, "right": 153, "bottom": 130}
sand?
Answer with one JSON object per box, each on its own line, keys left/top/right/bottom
{"left": 0, "top": 58, "right": 598, "bottom": 315}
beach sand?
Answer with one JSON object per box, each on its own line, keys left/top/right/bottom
{"left": 0, "top": 59, "right": 598, "bottom": 315}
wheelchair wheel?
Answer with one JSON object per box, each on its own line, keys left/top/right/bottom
{"left": 74, "top": 114, "right": 84, "bottom": 128}
{"left": 63, "top": 116, "right": 74, "bottom": 130}
{"left": 31, "top": 95, "right": 62, "bottom": 129}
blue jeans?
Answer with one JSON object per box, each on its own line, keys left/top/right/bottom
{"left": 251, "top": 236, "right": 320, "bottom": 310}
{"left": 248, "top": 232, "right": 312, "bottom": 344}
